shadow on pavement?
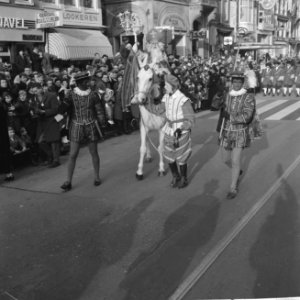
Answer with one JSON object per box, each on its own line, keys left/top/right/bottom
{"left": 249, "top": 164, "right": 300, "bottom": 297}
{"left": 0, "top": 194, "right": 153, "bottom": 300}
{"left": 120, "top": 179, "right": 221, "bottom": 300}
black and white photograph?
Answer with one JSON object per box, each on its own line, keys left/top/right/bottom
{"left": 1, "top": 0, "right": 300, "bottom": 299}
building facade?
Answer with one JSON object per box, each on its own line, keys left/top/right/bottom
{"left": 36, "top": 0, "right": 112, "bottom": 60}
{"left": 0, "top": 0, "right": 44, "bottom": 63}
{"left": 102, "top": 0, "right": 300, "bottom": 59}
{"left": 0, "top": 0, "right": 113, "bottom": 65}
{"left": 102, "top": 0, "right": 228, "bottom": 57}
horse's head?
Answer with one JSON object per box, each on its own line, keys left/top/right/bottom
{"left": 131, "top": 65, "right": 155, "bottom": 105}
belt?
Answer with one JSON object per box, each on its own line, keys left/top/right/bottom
{"left": 72, "top": 120, "right": 95, "bottom": 126}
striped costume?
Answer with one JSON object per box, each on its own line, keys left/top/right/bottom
{"left": 219, "top": 88, "right": 255, "bottom": 151}
{"left": 162, "top": 90, "right": 195, "bottom": 164}
{"left": 64, "top": 87, "right": 105, "bottom": 143}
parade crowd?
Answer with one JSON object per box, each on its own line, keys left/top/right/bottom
{"left": 1, "top": 44, "right": 300, "bottom": 184}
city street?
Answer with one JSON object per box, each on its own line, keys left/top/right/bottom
{"left": 1, "top": 94, "right": 300, "bottom": 300}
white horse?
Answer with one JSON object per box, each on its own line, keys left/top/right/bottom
{"left": 131, "top": 60, "right": 170, "bottom": 180}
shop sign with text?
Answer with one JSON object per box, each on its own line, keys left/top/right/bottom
{"left": 57, "top": 11, "right": 100, "bottom": 27}
{"left": 163, "top": 14, "right": 186, "bottom": 31}
{"left": 0, "top": 17, "right": 28, "bottom": 29}
{"left": 36, "top": 11, "right": 59, "bottom": 29}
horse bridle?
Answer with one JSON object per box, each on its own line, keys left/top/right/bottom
{"left": 134, "top": 65, "right": 155, "bottom": 105}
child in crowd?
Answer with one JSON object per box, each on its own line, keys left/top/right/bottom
{"left": 8, "top": 126, "right": 27, "bottom": 155}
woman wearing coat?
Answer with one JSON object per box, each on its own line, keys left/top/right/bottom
{"left": 0, "top": 101, "right": 14, "bottom": 181}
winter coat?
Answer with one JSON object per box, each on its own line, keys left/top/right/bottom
{"left": 0, "top": 103, "right": 12, "bottom": 173}
{"left": 31, "top": 52, "right": 42, "bottom": 73}
{"left": 36, "top": 92, "right": 61, "bottom": 143}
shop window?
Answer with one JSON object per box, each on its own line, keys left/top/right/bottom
{"left": 0, "top": 45, "right": 10, "bottom": 63}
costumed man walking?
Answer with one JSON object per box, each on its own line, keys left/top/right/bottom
{"left": 162, "top": 74, "right": 195, "bottom": 188}
{"left": 282, "top": 59, "right": 295, "bottom": 97}
{"left": 60, "top": 71, "right": 106, "bottom": 191}
{"left": 218, "top": 71, "right": 257, "bottom": 199}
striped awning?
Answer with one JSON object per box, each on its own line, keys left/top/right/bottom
{"left": 46, "top": 28, "right": 113, "bottom": 60}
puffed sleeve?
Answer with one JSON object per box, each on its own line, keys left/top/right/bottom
{"left": 181, "top": 99, "right": 195, "bottom": 130}
{"left": 231, "top": 93, "right": 255, "bottom": 125}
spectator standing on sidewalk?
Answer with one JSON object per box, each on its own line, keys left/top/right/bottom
{"left": 35, "top": 87, "right": 61, "bottom": 168}
{"left": 31, "top": 47, "right": 43, "bottom": 73}
{"left": 0, "top": 101, "right": 14, "bottom": 181}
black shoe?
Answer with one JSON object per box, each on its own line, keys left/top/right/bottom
{"left": 40, "top": 160, "right": 51, "bottom": 166}
{"left": 178, "top": 177, "right": 188, "bottom": 188}
{"left": 171, "top": 176, "right": 181, "bottom": 188}
{"left": 94, "top": 179, "right": 102, "bottom": 186}
{"left": 48, "top": 161, "right": 60, "bottom": 168}
{"left": 61, "top": 181, "right": 72, "bottom": 191}
{"left": 226, "top": 189, "right": 238, "bottom": 199}
{"left": 4, "top": 175, "right": 14, "bottom": 182}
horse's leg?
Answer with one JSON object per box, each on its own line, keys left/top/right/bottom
{"left": 145, "top": 138, "right": 152, "bottom": 163}
{"left": 136, "top": 121, "right": 147, "bottom": 180}
{"left": 158, "top": 129, "right": 166, "bottom": 177}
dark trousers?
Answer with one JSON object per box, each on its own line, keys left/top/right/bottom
{"left": 39, "top": 141, "right": 60, "bottom": 163}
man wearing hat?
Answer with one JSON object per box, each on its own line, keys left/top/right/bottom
{"left": 271, "top": 60, "right": 285, "bottom": 96}
{"left": 282, "top": 59, "right": 295, "bottom": 96}
{"left": 162, "top": 74, "right": 195, "bottom": 188}
{"left": 60, "top": 71, "right": 106, "bottom": 191}
{"left": 218, "top": 71, "right": 256, "bottom": 199}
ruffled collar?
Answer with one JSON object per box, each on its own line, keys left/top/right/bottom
{"left": 74, "top": 87, "right": 91, "bottom": 96}
{"left": 229, "top": 88, "right": 247, "bottom": 97}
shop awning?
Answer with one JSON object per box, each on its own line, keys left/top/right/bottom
{"left": 46, "top": 28, "right": 113, "bottom": 60}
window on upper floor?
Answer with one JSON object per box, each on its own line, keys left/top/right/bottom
{"left": 79, "top": 0, "right": 94, "bottom": 9}
{"left": 60, "top": 0, "right": 76, "bottom": 6}
{"left": 239, "top": 0, "right": 253, "bottom": 23}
